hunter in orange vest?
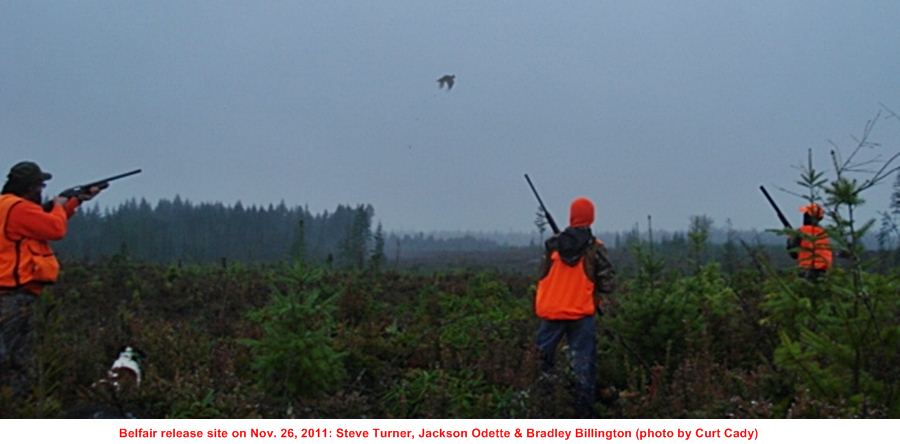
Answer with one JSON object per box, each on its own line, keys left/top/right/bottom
{"left": 0, "top": 161, "right": 100, "bottom": 403}
{"left": 534, "top": 197, "right": 615, "bottom": 417}
{"left": 787, "top": 203, "right": 832, "bottom": 281}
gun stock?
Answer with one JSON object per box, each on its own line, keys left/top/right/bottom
{"left": 524, "top": 174, "right": 560, "bottom": 234}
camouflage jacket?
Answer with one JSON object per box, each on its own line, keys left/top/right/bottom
{"left": 538, "top": 227, "right": 616, "bottom": 296}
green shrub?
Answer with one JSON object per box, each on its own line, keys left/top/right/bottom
{"left": 611, "top": 263, "right": 740, "bottom": 370}
{"left": 382, "top": 368, "right": 515, "bottom": 418}
{"left": 762, "top": 269, "right": 899, "bottom": 417}
{"left": 241, "top": 268, "right": 346, "bottom": 402}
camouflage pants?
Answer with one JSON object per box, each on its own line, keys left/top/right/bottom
{"left": 0, "top": 292, "right": 36, "bottom": 401}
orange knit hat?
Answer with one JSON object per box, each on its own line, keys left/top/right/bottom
{"left": 569, "top": 197, "right": 595, "bottom": 228}
{"left": 800, "top": 203, "right": 825, "bottom": 219}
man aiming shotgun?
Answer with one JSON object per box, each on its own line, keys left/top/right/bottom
{"left": 0, "top": 162, "right": 140, "bottom": 403}
{"left": 525, "top": 174, "right": 615, "bottom": 417}
{"left": 759, "top": 185, "right": 832, "bottom": 281}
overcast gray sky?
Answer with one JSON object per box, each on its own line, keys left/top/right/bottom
{"left": 3, "top": 1, "right": 899, "bottom": 232}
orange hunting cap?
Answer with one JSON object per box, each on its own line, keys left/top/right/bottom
{"left": 800, "top": 203, "right": 825, "bottom": 219}
{"left": 570, "top": 197, "right": 595, "bottom": 228}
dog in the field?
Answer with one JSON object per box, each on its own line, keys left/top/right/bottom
{"left": 65, "top": 346, "right": 145, "bottom": 418}
{"left": 99, "top": 346, "right": 143, "bottom": 391}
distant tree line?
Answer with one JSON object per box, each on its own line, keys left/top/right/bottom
{"left": 52, "top": 192, "right": 899, "bottom": 273}
{"left": 45, "top": 197, "right": 797, "bottom": 271}
{"left": 56, "top": 196, "right": 378, "bottom": 268}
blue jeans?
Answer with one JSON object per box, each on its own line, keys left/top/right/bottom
{"left": 536, "top": 316, "right": 596, "bottom": 415}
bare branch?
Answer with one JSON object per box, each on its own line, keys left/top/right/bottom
{"left": 859, "top": 162, "right": 900, "bottom": 193}
{"left": 851, "top": 157, "right": 885, "bottom": 168}
{"left": 850, "top": 135, "right": 881, "bottom": 149}
{"left": 842, "top": 113, "right": 881, "bottom": 172}
{"left": 831, "top": 150, "right": 842, "bottom": 179}
{"left": 828, "top": 141, "right": 842, "bottom": 162}
{"left": 864, "top": 151, "right": 900, "bottom": 183}
{"left": 879, "top": 102, "right": 900, "bottom": 122}
{"left": 844, "top": 167, "right": 879, "bottom": 175}
{"left": 774, "top": 185, "right": 805, "bottom": 199}
{"left": 843, "top": 157, "right": 885, "bottom": 175}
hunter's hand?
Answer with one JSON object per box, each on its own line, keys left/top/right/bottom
{"left": 77, "top": 185, "right": 102, "bottom": 202}
{"left": 52, "top": 196, "right": 68, "bottom": 207}
{"left": 597, "top": 295, "right": 617, "bottom": 317}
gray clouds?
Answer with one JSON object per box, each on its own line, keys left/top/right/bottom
{"left": 2, "top": 1, "right": 899, "bottom": 232}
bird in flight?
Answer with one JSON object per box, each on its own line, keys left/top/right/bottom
{"left": 437, "top": 74, "right": 455, "bottom": 90}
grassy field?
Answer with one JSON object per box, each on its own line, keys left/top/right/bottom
{"left": 2, "top": 255, "right": 897, "bottom": 418}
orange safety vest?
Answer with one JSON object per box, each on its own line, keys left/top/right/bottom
{"left": 797, "top": 225, "right": 832, "bottom": 271}
{"left": 534, "top": 247, "right": 597, "bottom": 320}
{"left": 0, "top": 194, "right": 61, "bottom": 291}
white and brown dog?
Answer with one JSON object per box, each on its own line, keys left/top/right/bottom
{"left": 66, "top": 346, "right": 145, "bottom": 418}
{"left": 99, "top": 346, "right": 143, "bottom": 391}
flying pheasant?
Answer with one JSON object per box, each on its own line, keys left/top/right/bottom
{"left": 437, "top": 74, "right": 455, "bottom": 90}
